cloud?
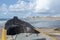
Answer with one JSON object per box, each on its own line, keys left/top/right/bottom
{"left": 9, "top": 0, "right": 51, "bottom": 13}
{"left": 9, "top": 0, "right": 34, "bottom": 12}
{"left": 0, "top": 0, "right": 56, "bottom": 14}
{"left": 33, "top": 0, "right": 50, "bottom": 12}
{"left": 48, "top": 0, "right": 60, "bottom": 14}
{"left": 0, "top": 4, "right": 7, "bottom": 11}
{"left": 1, "top": 0, "right": 60, "bottom": 18}
{"left": 0, "top": 4, "right": 8, "bottom": 15}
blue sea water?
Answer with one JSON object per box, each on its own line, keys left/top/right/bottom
{"left": 29, "top": 20, "right": 60, "bottom": 28}
{"left": 0, "top": 18, "right": 60, "bottom": 29}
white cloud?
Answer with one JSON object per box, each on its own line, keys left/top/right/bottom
{"left": 0, "top": 0, "right": 53, "bottom": 17}
{"left": 0, "top": 4, "right": 8, "bottom": 15}
{"left": 46, "top": 0, "right": 60, "bottom": 14}
{"left": 9, "top": 0, "right": 34, "bottom": 12}
{"left": 9, "top": 0, "right": 51, "bottom": 13}
{"left": 0, "top": 4, "right": 7, "bottom": 11}
{"left": 0, "top": 0, "right": 60, "bottom": 18}
{"left": 34, "top": 0, "right": 50, "bottom": 12}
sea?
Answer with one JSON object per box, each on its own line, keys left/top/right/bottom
{"left": 0, "top": 18, "right": 60, "bottom": 29}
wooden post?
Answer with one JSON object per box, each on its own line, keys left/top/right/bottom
{"left": 2, "top": 28, "right": 7, "bottom": 40}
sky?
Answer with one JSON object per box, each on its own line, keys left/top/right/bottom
{"left": 0, "top": 0, "right": 60, "bottom": 18}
